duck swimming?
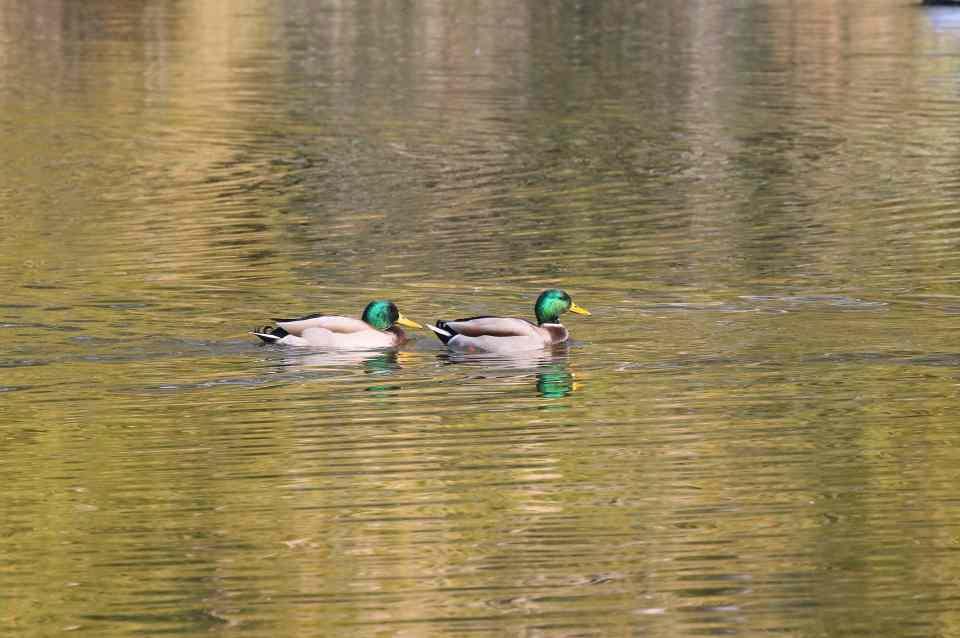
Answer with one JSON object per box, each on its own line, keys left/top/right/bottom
{"left": 427, "top": 289, "right": 590, "bottom": 353}
{"left": 253, "top": 300, "right": 422, "bottom": 349}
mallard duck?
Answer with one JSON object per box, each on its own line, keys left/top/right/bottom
{"left": 253, "top": 300, "right": 422, "bottom": 349}
{"left": 427, "top": 289, "right": 590, "bottom": 353}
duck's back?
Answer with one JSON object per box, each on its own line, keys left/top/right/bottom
{"left": 276, "top": 314, "right": 371, "bottom": 336}
{"left": 438, "top": 316, "right": 539, "bottom": 338}
{"left": 299, "top": 325, "right": 403, "bottom": 349}
{"left": 436, "top": 316, "right": 568, "bottom": 353}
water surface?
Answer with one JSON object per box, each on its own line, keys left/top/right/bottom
{"left": 4, "top": 1, "right": 960, "bottom": 636}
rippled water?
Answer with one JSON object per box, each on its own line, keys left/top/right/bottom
{"left": 5, "top": 1, "right": 960, "bottom": 635}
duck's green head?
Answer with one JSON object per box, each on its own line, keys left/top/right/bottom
{"left": 534, "top": 289, "right": 591, "bottom": 325}
{"left": 361, "top": 300, "right": 423, "bottom": 331}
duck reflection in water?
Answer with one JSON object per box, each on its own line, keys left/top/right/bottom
{"left": 442, "top": 345, "right": 578, "bottom": 399}
{"left": 274, "top": 348, "right": 402, "bottom": 373}
{"left": 265, "top": 349, "right": 409, "bottom": 397}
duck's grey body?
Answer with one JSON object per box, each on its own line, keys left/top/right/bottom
{"left": 275, "top": 315, "right": 369, "bottom": 335}
{"left": 254, "top": 302, "right": 421, "bottom": 350}
{"left": 258, "top": 315, "right": 408, "bottom": 349}
{"left": 429, "top": 317, "right": 568, "bottom": 353}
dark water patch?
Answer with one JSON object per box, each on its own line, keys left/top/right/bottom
{"left": 740, "top": 295, "right": 889, "bottom": 311}
{"left": 21, "top": 283, "right": 66, "bottom": 290}
{"left": 0, "top": 359, "right": 49, "bottom": 368}
{"left": 84, "top": 300, "right": 154, "bottom": 310}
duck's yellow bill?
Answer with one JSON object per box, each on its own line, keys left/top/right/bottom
{"left": 396, "top": 314, "right": 424, "bottom": 329}
{"left": 570, "top": 302, "right": 591, "bottom": 316}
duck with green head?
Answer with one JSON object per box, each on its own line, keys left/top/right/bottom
{"left": 253, "top": 300, "right": 423, "bottom": 349}
{"left": 427, "top": 289, "right": 591, "bottom": 353}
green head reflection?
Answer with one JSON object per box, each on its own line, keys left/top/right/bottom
{"left": 536, "top": 363, "right": 576, "bottom": 398}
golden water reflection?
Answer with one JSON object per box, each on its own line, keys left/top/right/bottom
{"left": 4, "top": 0, "right": 960, "bottom": 636}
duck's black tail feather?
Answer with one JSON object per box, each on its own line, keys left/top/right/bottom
{"left": 427, "top": 320, "right": 455, "bottom": 344}
{"left": 252, "top": 325, "right": 288, "bottom": 344}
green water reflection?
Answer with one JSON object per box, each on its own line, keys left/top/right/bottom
{"left": 444, "top": 349, "right": 578, "bottom": 399}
